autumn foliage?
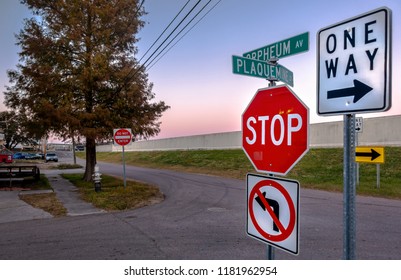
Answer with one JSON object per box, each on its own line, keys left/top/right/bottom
{"left": 4, "top": 0, "right": 169, "bottom": 180}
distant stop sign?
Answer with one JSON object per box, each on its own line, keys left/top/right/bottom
{"left": 114, "top": 128, "right": 132, "bottom": 146}
{"left": 242, "top": 85, "right": 309, "bottom": 175}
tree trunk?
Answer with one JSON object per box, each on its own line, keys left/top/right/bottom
{"left": 83, "top": 136, "right": 96, "bottom": 181}
{"left": 72, "top": 136, "right": 77, "bottom": 165}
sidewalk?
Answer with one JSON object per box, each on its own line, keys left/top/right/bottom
{"left": 0, "top": 191, "right": 53, "bottom": 223}
{"left": 0, "top": 169, "right": 105, "bottom": 224}
{"left": 45, "top": 173, "right": 105, "bottom": 216}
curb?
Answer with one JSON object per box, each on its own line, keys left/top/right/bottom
{"left": 19, "top": 189, "right": 54, "bottom": 196}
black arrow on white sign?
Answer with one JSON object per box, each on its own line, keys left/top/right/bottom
{"left": 327, "top": 79, "right": 373, "bottom": 103}
{"left": 255, "top": 192, "right": 280, "bottom": 232}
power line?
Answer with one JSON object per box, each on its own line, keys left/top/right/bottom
{"left": 147, "top": 0, "right": 222, "bottom": 70}
{"left": 114, "top": 0, "right": 202, "bottom": 96}
{"left": 115, "top": 0, "right": 221, "bottom": 95}
{"left": 139, "top": 0, "right": 192, "bottom": 63}
{"left": 140, "top": 0, "right": 202, "bottom": 68}
{"left": 144, "top": 0, "right": 214, "bottom": 69}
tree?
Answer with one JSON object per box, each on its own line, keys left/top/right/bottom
{"left": 4, "top": 0, "right": 169, "bottom": 181}
{"left": 0, "top": 111, "right": 39, "bottom": 150}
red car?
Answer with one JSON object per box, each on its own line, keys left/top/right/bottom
{"left": 0, "top": 147, "right": 13, "bottom": 163}
{"left": 0, "top": 154, "right": 13, "bottom": 163}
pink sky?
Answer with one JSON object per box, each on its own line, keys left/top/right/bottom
{"left": 138, "top": 0, "right": 401, "bottom": 139}
{"left": 1, "top": 0, "right": 401, "bottom": 140}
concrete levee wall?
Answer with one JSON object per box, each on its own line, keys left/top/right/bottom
{"left": 358, "top": 115, "right": 401, "bottom": 146}
{"left": 96, "top": 115, "right": 401, "bottom": 152}
{"left": 128, "top": 131, "right": 242, "bottom": 151}
{"left": 311, "top": 115, "right": 401, "bottom": 147}
{"left": 98, "top": 131, "right": 242, "bottom": 152}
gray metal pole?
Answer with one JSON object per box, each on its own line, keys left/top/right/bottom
{"left": 122, "top": 145, "right": 127, "bottom": 188}
{"left": 355, "top": 132, "right": 359, "bottom": 186}
{"left": 343, "top": 114, "right": 356, "bottom": 260}
{"left": 266, "top": 70, "right": 277, "bottom": 260}
{"left": 267, "top": 245, "right": 275, "bottom": 260}
{"left": 377, "top": 164, "right": 380, "bottom": 189}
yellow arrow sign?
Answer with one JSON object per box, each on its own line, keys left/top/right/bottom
{"left": 355, "top": 147, "right": 384, "bottom": 164}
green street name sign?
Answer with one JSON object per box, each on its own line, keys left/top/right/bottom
{"left": 232, "top": 55, "right": 294, "bottom": 87}
{"left": 243, "top": 32, "right": 309, "bottom": 61}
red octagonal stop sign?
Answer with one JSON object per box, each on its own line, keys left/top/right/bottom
{"left": 242, "top": 85, "right": 309, "bottom": 175}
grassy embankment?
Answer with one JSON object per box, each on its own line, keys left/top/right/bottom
{"left": 93, "top": 147, "right": 401, "bottom": 200}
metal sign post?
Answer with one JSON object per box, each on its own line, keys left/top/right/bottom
{"left": 237, "top": 32, "right": 309, "bottom": 261}
{"left": 343, "top": 114, "right": 356, "bottom": 259}
{"left": 265, "top": 77, "right": 278, "bottom": 260}
{"left": 377, "top": 164, "right": 380, "bottom": 189}
{"left": 113, "top": 128, "right": 133, "bottom": 189}
{"left": 267, "top": 79, "right": 276, "bottom": 260}
{"left": 122, "top": 145, "right": 127, "bottom": 188}
{"left": 318, "top": 7, "right": 392, "bottom": 260}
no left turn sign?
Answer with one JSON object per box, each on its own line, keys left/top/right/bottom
{"left": 247, "top": 174, "right": 300, "bottom": 255}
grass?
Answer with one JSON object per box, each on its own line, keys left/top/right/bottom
{"left": 55, "top": 163, "right": 83, "bottom": 169}
{"left": 18, "top": 175, "right": 68, "bottom": 217}
{"left": 61, "top": 173, "right": 164, "bottom": 211}
{"left": 19, "top": 193, "right": 67, "bottom": 217}
{"left": 290, "top": 147, "right": 401, "bottom": 199}
{"left": 93, "top": 148, "right": 401, "bottom": 200}
{"left": 95, "top": 150, "right": 254, "bottom": 179}
{"left": 18, "top": 172, "right": 163, "bottom": 215}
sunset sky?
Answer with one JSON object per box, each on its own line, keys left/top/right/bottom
{"left": 1, "top": 0, "right": 400, "bottom": 139}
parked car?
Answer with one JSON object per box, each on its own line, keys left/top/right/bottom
{"left": 0, "top": 148, "right": 13, "bottom": 163}
{"left": 75, "top": 145, "right": 85, "bottom": 151}
{"left": 13, "top": 152, "right": 28, "bottom": 159}
{"left": 27, "top": 153, "right": 42, "bottom": 160}
{"left": 0, "top": 154, "right": 13, "bottom": 163}
{"left": 23, "top": 153, "right": 34, "bottom": 160}
{"left": 45, "top": 153, "right": 58, "bottom": 162}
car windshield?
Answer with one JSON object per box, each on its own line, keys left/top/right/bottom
{"left": 47, "top": 153, "right": 56, "bottom": 156}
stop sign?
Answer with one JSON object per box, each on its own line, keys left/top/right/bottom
{"left": 113, "top": 128, "right": 132, "bottom": 146}
{"left": 242, "top": 85, "right": 309, "bottom": 175}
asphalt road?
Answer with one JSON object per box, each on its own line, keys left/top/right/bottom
{"left": 0, "top": 152, "right": 400, "bottom": 260}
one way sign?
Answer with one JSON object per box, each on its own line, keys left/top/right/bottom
{"left": 317, "top": 7, "right": 392, "bottom": 115}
